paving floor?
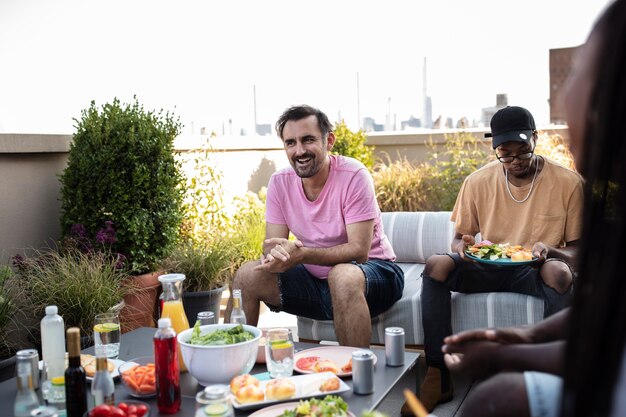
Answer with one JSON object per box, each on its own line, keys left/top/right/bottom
{"left": 256, "top": 308, "right": 474, "bottom": 417}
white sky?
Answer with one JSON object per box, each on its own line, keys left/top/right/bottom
{"left": 0, "top": 0, "right": 614, "bottom": 135}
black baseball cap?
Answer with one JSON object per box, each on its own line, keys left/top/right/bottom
{"left": 485, "top": 106, "right": 537, "bottom": 149}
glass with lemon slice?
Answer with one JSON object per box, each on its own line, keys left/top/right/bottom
{"left": 94, "top": 313, "right": 121, "bottom": 359}
{"left": 265, "top": 328, "right": 295, "bottom": 378}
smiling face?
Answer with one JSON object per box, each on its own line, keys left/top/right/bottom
{"left": 281, "top": 115, "right": 335, "bottom": 179}
{"left": 496, "top": 139, "right": 536, "bottom": 179}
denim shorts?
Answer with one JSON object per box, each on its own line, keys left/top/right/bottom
{"left": 524, "top": 371, "right": 562, "bottom": 417}
{"left": 266, "top": 259, "right": 404, "bottom": 320}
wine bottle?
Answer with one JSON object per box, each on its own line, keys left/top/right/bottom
{"left": 65, "top": 327, "right": 87, "bottom": 417}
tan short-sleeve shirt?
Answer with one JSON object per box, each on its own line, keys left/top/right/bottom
{"left": 451, "top": 158, "right": 584, "bottom": 248}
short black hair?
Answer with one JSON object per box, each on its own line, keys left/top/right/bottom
{"left": 275, "top": 105, "right": 333, "bottom": 140}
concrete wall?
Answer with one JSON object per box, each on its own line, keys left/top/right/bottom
{"left": 0, "top": 126, "right": 569, "bottom": 265}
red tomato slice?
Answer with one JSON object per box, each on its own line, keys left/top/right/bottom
{"left": 296, "top": 356, "right": 321, "bottom": 370}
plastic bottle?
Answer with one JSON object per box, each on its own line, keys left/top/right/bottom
{"left": 230, "top": 289, "right": 246, "bottom": 325}
{"left": 154, "top": 317, "right": 181, "bottom": 414}
{"left": 14, "top": 355, "right": 40, "bottom": 417}
{"left": 64, "top": 327, "right": 87, "bottom": 417}
{"left": 41, "top": 305, "right": 66, "bottom": 380}
{"left": 91, "top": 345, "right": 115, "bottom": 406}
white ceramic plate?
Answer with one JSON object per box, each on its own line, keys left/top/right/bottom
{"left": 293, "top": 346, "right": 377, "bottom": 377}
{"left": 248, "top": 400, "right": 356, "bottom": 417}
{"left": 232, "top": 372, "right": 350, "bottom": 411}
{"left": 38, "top": 357, "right": 125, "bottom": 382}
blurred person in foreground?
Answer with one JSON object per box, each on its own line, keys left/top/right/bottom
{"left": 225, "top": 105, "right": 404, "bottom": 348}
{"left": 402, "top": 104, "right": 584, "bottom": 414}
{"left": 441, "top": 1, "right": 626, "bottom": 416}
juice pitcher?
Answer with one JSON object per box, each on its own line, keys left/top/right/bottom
{"left": 158, "top": 273, "right": 189, "bottom": 371}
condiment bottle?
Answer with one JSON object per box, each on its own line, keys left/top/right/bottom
{"left": 91, "top": 345, "right": 115, "bottom": 406}
{"left": 158, "top": 273, "right": 189, "bottom": 371}
{"left": 64, "top": 327, "right": 87, "bottom": 417}
{"left": 230, "top": 289, "right": 246, "bottom": 324}
{"left": 41, "top": 305, "right": 65, "bottom": 380}
{"left": 14, "top": 354, "right": 40, "bottom": 417}
{"left": 154, "top": 317, "right": 181, "bottom": 414}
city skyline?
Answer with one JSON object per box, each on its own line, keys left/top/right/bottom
{"left": 0, "top": 0, "right": 614, "bottom": 136}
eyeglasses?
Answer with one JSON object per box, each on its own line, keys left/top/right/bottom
{"left": 495, "top": 150, "right": 534, "bottom": 163}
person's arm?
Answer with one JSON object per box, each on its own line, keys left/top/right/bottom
{"left": 532, "top": 240, "right": 579, "bottom": 265}
{"left": 256, "top": 219, "right": 374, "bottom": 273}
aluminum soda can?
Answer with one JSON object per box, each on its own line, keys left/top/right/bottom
{"left": 31, "top": 406, "right": 59, "bottom": 417}
{"left": 351, "top": 349, "right": 374, "bottom": 395}
{"left": 16, "top": 349, "right": 40, "bottom": 389}
{"left": 385, "top": 327, "right": 405, "bottom": 366}
{"left": 197, "top": 311, "right": 216, "bottom": 325}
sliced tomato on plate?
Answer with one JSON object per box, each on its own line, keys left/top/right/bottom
{"left": 296, "top": 356, "right": 321, "bottom": 370}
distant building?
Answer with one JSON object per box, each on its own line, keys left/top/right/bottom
{"left": 363, "top": 117, "right": 384, "bottom": 132}
{"left": 550, "top": 46, "right": 579, "bottom": 124}
{"left": 481, "top": 93, "right": 508, "bottom": 127}
{"left": 423, "top": 96, "right": 433, "bottom": 128}
{"left": 456, "top": 117, "right": 469, "bottom": 129}
{"left": 401, "top": 115, "right": 422, "bottom": 130}
{"left": 255, "top": 123, "right": 272, "bottom": 136}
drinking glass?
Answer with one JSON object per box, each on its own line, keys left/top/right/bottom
{"left": 93, "top": 313, "right": 121, "bottom": 359}
{"left": 265, "top": 328, "right": 294, "bottom": 378}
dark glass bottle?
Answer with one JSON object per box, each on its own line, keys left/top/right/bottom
{"left": 65, "top": 327, "right": 87, "bottom": 417}
{"left": 154, "top": 317, "right": 181, "bottom": 414}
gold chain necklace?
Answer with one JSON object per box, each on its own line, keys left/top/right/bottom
{"left": 504, "top": 156, "right": 540, "bottom": 204}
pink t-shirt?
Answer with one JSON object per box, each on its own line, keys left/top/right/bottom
{"left": 265, "top": 155, "right": 396, "bottom": 279}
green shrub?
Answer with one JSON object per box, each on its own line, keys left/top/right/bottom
{"left": 332, "top": 120, "right": 375, "bottom": 169}
{"left": 60, "top": 97, "right": 186, "bottom": 274}
{"left": 228, "top": 190, "right": 266, "bottom": 270}
{"left": 0, "top": 266, "right": 17, "bottom": 357}
{"left": 535, "top": 132, "right": 575, "bottom": 170}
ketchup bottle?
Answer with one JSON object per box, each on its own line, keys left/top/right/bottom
{"left": 154, "top": 317, "right": 181, "bottom": 414}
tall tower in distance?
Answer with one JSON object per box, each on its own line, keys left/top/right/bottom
{"left": 423, "top": 57, "right": 433, "bottom": 129}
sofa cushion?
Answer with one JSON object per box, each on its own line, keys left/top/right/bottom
{"left": 296, "top": 263, "right": 545, "bottom": 345}
{"left": 382, "top": 212, "right": 455, "bottom": 263}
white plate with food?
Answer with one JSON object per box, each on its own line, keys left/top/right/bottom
{"left": 293, "top": 346, "right": 377, "bottom": 377}
{"left": 248, "top": 395, "right": 355, "bottom": 417}
{"left": 231, "top": 372, "right": 350, "bottom": 411}
{"left": 39, "top": 353, "right": 125, "bottom": 381}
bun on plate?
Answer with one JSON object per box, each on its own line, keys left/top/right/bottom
{"left": 265, "top": 378, "right": 296, "bottom": 400}
{"left": 313, "top": 359, "right": 339, "bottom": 374}
{"left": 234, "top": 384, "right": 264, "bottom": 403}
{"left": 230, "top": 374, "right": 260, "bottom": 395}
{"left": 511, "top": 251, "right": 533, "bottom": 262}
{"left": 319, "top": 377, "right": 340, "bottom": 392}
{"left": 80, "top": 354, "right": 114, "bottom": 377}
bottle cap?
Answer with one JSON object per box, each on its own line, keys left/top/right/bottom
{"left": 45, "top": 305, "right": 58, "bottom": 315}
{"left": 158, "top": 318, "right": 172, "bottom": 329}
{"left": 158, "top": 273, "right": 186, "bottom": 283}
{"left": 203, "top": 384, "right": 228, "bottom": 399}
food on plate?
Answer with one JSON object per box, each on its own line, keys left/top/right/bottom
{"left": 277, "top": 395, "right": 348, "bottom": 417}
{"left": 189, "top": 321, "right": 255, "bottom": 345}
{"left": 319, "top": 377, "right": 341, "bottom": 392}
{"left": 511, "top": 250, "right": 533, "bottom": 262}
{"left": 466, "top": 241, "right": 534, "bottom": 261}
{"left": 230, "top": 374, "right": 260, "bottom": 395}
{"left": 120, "top": 363, "right": 156, "bottom": 395}
{"left": 313, "top": 359, "right": 339, "bottom": 374}
{"left": 78, "top": 354, "right": 115, "bottom": 377}
{"left": 234, "top": 384, "right": 264, "bottom": 403}
{"left": 340, "top": 359, "right": 352, "bottom": 373}
{"left": 296, "top": 356, "right": 321, "bottom": 371}
{"left": 265, "top": 378, "right": 297, "bottom": 400}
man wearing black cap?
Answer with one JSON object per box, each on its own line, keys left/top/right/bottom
{"left": 401, "top": 106, "right": 584, "bottom": 414}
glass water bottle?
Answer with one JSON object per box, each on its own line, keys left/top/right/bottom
{"left": 158, "top": 273, "right": 189, "bottom": 371}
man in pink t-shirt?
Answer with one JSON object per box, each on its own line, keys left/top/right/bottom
{"left": 225, "top": 105, "right": 404, "bottom": 348}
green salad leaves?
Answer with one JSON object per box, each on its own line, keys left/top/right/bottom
{"left": 189, "top": 321, "right": 255, "bottom": 345}
{"left": 278, "top": 395, "right": 349, "bottom": 417}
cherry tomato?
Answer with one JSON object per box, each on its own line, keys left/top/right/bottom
{"left": 135, "top": 404, "right": 149, "bottom": 417}
{"left": 118, "top": 402, "right": 129, "bottom": 413}
{"left": 128, "top": 414, "right": 138, "bottom": 417}
{"left": 90, "top": 405, "right": 113, "bottom": 417}
{"left": 110, "top": 408, "right": 126, "bottom": 417}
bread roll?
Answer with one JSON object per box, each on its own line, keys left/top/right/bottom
{"left": 511, "top": 251, "right": 533, "bottom": 262}
{"left": 313, "top": 359, "right": 338, "bottom": 374}
{"left": 80, "top": 354, "right": 114, "bottom": 377}
{"left": 234, "top": 384, "right": 264, "bottom": 403}
{"left": 230, "top": 374, "right": 260, "bottom": 395}
{"left": 265, "top": 378, "right": 296, "bottom": 400}
{"left": 319, "top": 377, "right": 340, "bottom": 392}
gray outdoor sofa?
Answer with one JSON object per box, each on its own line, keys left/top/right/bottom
{"left": 296, "top": 211, "right": 545, "bottom": 346}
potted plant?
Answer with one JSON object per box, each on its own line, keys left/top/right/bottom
{"left": 59, "top": 97, "right": 186, "bottom": 330}
{"left": 162, "top": 238, "right": 233, "bottom": 325}
{"left": 0, "top": 265, "right": 18, "bottom": 382}
{"left": 13, "top": 247, "right": 132, "bottom": 344}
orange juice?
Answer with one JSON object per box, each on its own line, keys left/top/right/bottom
{"left": 161, "top": 300, "right": 189, "bottom": 371}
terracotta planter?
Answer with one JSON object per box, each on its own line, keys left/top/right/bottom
{"left": 121, "top": 271, "right": 161, "bottom": 333}
{"left": 182, "top": 285, "right": 226, "bottom": 325}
